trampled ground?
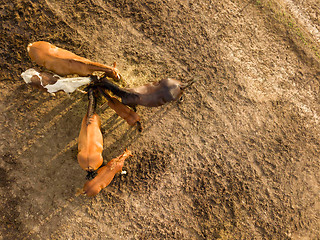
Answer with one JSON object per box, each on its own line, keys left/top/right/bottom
{"left": 0, "top": 0, "right": 319, "bottom": 239}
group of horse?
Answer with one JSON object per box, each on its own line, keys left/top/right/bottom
{"left": 21, "top": 41, "right": 192, "bottom": 196}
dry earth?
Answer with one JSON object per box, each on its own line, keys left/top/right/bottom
{"left": 0, "top": 0, "right": 320, "bottom": 239}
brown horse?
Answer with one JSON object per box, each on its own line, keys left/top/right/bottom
{"left": 77, "top": 88, "right": 103, "bottom": 172}
{"left": 94, "top": 77, "right": 195, "bottom": 108}
{"left": 27, "top": 41, "right": 121, "bottom": 81}
{"left": 81, "top": 149, "right": 132, "bottom": 196}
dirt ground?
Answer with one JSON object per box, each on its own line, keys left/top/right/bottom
{"left": 1, "top": 0, "right": 320, "bottom": 239}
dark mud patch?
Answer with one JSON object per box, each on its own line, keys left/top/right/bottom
{"left": 117, "top": 148, "right": 171, "bottom": 193}
{"left": 0, "top": 161, "right": 26, "bottom": 239}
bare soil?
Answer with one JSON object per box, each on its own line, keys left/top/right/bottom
{"left": 1, "top": 0, "right": 320, "bottom": 239}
